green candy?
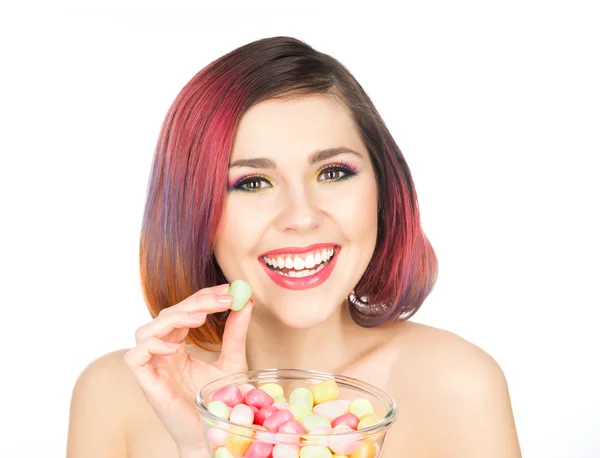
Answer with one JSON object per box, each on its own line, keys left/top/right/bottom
{"left": 301, "top": 414, "right": 331, "bottom": 432}
{"left": 273, "top": 395, "right": 288, "bottom": 403}
{"left": 207, "top": 400, "right": 230, "bottom": 420}
{"left": 300, "top": 445, "right": 333, "bottom": 458}
{"left": 215, "top": 447, "right": 235, "bottom": 458}
{"left": 228, "top": 279, "right": 252, "bottom": 311}
{"left": 289, "top": 387, "right": 314, "bottom": 409}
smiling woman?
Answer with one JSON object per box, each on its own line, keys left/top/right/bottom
{"left": 213, "top": 94, "right": 385, "bottom": 330}
{"left": 67, "top": 36, "right": 521, "bottom": 458}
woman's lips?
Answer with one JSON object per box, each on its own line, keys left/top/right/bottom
{"left": 259, "top": 246, "right": 340, "bottom": 290}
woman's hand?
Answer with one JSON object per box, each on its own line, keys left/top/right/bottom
{"left": 124, "top": 283, "right": 254, "bottom": 456}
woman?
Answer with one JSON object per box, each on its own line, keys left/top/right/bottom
{"left": 67, "top": 36, "right": 521, "bottom": 457}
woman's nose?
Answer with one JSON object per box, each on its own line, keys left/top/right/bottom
{"left": 276, "top": 187, "right": 323, "bottom": 234}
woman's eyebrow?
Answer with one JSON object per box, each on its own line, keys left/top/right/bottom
{"left": 228, "top": 147, "right": 364, "bottom": 169}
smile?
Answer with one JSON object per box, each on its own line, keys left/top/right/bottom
{"left": 258, "top": 243, "right": 341, "bottom": 290}
{"left": 262, "top": 246, "right": 335, "bottom": 277}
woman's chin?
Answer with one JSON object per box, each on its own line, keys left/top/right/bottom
{"left": 268, "top": 305, "right": 337, "bottom": 329}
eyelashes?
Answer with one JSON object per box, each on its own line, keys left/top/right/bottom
{"left": 228, "top": 161, "right": 359, "bottom": 193}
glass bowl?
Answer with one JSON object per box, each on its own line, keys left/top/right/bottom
{"left": 195, "top": 368, "right": 397, "bottom": 458}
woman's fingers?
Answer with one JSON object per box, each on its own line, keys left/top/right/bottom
{"left": 124, "top": 337, "right": 180, "bottom": 386}
{"left": 177, "top": 288, "right": 233, "bottom": 313}
{"left": 216, "top": 299, "right": 254, "bottom": 373}
{"left": 135, "top": 288, "right": 234, "bottom": 344}
{"left": 135, "top": 311, "right": 206, "bottom": 344}
{"left": 197, "top": 283, "right": 231, "bottom": 296}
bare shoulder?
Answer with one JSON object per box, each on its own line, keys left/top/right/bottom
{"left": 67, "top": 345, "right": 220, "bottom": 458}
{"left": 67, "top": 349, "right": 139, "bottom": 457}
{"left": 385, "top": 322, "right": 522, "bottom": 457}
{"left": 395, "top": 321, "right": 504, "bottom": 374}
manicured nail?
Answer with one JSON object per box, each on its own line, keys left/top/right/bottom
{"left": 216, "top": 284, "right": 230, "bottom": 294}
{"left": 217, "top": 295, "right": 234, "bottom": 304}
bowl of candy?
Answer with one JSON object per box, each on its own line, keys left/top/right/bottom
{"left": 195, "top": 368, "right": 397, "bottom": 458}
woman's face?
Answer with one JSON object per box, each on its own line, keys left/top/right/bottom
{"left": 213, "top": 94, "right": 379, "bottom": 328}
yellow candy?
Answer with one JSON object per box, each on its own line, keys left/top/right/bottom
{"left": 289, "top": 403, "right": 312, "bottom": 422}
{"left": 332, "top": 455, "right": 349, "bottom": 458}
{"left": 310, "top": 379, "right": 339, "bottom": 404}
{"left": 357, "top": 413, "right": 381, "bottom": 429}
{"left": 349, "top": 440, "right": 377, "bottom": 458}
{"left": 258, "top": 382, "right": 284, "bottom": 399}
{"left": 225, "top": 425, "right": 254, "bottom": 457}
{"left": 349, "top": 398, "right": 374, "bottom": 419}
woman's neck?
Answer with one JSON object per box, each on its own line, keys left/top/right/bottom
{"left": 245, "top": 301, "right": 364, "bottom": 374}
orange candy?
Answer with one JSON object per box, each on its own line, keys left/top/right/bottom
{"left": 225, "top": 425, "right": 254, "bottom": 456}
{"left": 349, "top": 440, "right": 377, "bottom": 458}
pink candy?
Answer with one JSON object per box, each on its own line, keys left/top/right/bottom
{"left": 329, "top": 425, "right": 362, "bottom": 455}
{"left": 244, "top": 388, "right": 275, "bottom": 410}
{"left": 304, "top": 426, "right": 333, "bottom": 447}
{"left": 272, "top": 401, "right": 290, "bottom": 410}
{"left": 244, "top": 441, "right": 273, "bottom": 458}
{"left": 205, "top": 380, "right": 383, "bottom": 457}
{"left": 212, "top": 385, "right": 243, "bottom": 407}
{"left": 312, "top": 399, "right": 348, "bottom": 421}
{"left": 263, "top": 409, "right": 294, "bottom": 432}
{"left": 238, "top": 383, "right": 256, "bottom": 397}
{"left": 230, "top": 403, "right": 255, "bottom": 425}
{"left": 206, "top": 427, "right": 228, "bottom": 447}
{"left": 331, "top": 412, "right": 360, "bottom": 429}
{"left": 255, "top": 405, "right": 279, "bottom": 426}
{"left": 277, "top": 419, "right": 306, "bottom": 434}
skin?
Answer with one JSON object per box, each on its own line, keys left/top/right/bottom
{"left": 67, "top": 94, "right": 522, "bottom": 457}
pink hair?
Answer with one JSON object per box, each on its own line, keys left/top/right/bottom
{"left": 140, "top": 36, "right": 438, "bottom": 349}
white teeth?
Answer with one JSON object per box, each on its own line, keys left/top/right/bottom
{"left": 304, "top": 253, "right": 315, "bottom": 269}
{"left": 270, "top": 263, "right": 326, "bottom": 277}
{"left": 262, "top": 246, "right": 337, "bottom": 273}
{"left": 293, "top": 257, "right": 305, "bottom": 270}
{"left": 315, "top": 251, "right": 322, "bottom": 264}
{"left": 285, "top": 256, "right": 294, "bottom": 269}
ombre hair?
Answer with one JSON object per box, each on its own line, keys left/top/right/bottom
{"left": 139, "top": 36, "right": 438, "bottom": 350}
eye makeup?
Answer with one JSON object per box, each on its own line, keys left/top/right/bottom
{"left": 227, "top": 160, "right": 359, "bottom": 193}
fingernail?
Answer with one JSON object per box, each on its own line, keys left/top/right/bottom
{"left": 217, "top": 294, "right": 234, "bottom": 304}
{"left": 216, "top": 284, "right": 230, "bottom": 294}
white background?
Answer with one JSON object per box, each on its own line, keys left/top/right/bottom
{"left": 1, "top": 1, "right": 598, "bottom": 457}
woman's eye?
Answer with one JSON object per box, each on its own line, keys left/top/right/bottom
{"left": 236, "top": 177, "right": 271, "bottom": 191}
{"left": 318, "top": 167, "right": 352, "bottom": 182}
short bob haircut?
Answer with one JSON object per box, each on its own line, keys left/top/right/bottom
{"left": 139, "top": 36, "right": 438, "bottom": 350}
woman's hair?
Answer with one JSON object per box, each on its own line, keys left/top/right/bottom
{"left": 139, "top": 36, "right": 438, "bottom": 349}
